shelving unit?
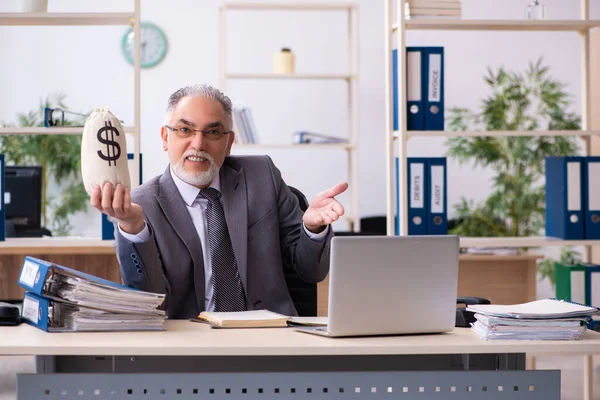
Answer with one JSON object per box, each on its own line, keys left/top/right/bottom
{"left": 385, "top": 0, "right": 598, "bottom": 249}
{"left": 219, "top": 2, "right": 360, "bottom": 231}
{"left": 0, "top": 2, "right": 142, "bottom": 188}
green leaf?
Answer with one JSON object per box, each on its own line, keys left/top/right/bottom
{"left": 444, "top": 59, "right": 581, "bottom": 287}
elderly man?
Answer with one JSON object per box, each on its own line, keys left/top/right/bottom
{"left": 91, "top": 84, "right": 347, "bottom": 319}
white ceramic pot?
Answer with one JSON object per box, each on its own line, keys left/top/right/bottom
{"left": 17, "top": 0, "right": 48, "bottom": 12}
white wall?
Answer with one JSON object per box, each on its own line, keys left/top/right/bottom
{"left": 0, "top": 0, "right": 598, "bottom": 297}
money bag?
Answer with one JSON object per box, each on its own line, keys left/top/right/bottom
{"left": 80, "top": 107, "right": 131, "bottom": 196}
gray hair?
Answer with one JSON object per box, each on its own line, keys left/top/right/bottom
{"left": 165, "top": 84, "right": 233, "bottom": 124}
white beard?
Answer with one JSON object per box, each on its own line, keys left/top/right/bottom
{"left": 173, "top": 150, "right": 218, "bottom": 187}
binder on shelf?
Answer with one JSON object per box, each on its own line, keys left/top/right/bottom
{"left": 554, "top": 263, "right": 587, "bottom": 306}
{"left": 406, "top": 47, "right": 425, "bottom": 130}
{"left": 423, "top": 47, "right": 444, "bottom": 131}
{"left": 584, "top": 156, "right": 600, "bottom": 239}
{"left": 545, "top": 156, "right": 584, "bottom": 240}
{"left": 392, "top": 49, "right": 399, "bottom": 131}
{"left": 392, "top": 48, "right": 426, "bottom": 131}
{"left": 427, "top": 157, "right": 447, "bottom": 235}
{"left": 407, "top": 157, "right": 428, "bottom": 235}
{"left": 0, "top": 154, "right": 4, "bottom": 241}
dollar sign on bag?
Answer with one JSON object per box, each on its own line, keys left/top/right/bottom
{"left": 96, "top": 120, "right": 121, "bottom": 166}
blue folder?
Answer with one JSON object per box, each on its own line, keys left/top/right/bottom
{"left": 17, "top": 256, "right": 135, "bottom": 297}
{"left": 584, "top": 157, "right": 600, "bottom": 239}
{"left": 20, "top": 292, "right": 53, "bottom": 332}
{"left": 545, "top": 156, "right": 584, "bottom": 240}
{"left": 393, "top": 48, "right": 426, "bottom": 131}
{"left": 407, "top": 157, "right": 429, "bottom": 235}
{"left": 423, "top": 47, "right": 444, "bottom": 131}
{"left": 0, "top": 155, "right": 4, "bottom": 241}
{"left": 427, "top": 157, "right": 447, "bottom": 235}
{"left": 392, "top": 49, "right": 399, "bottom": 131}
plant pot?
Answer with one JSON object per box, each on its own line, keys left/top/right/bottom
{"left": 17, "top": 0, "right": 48, "bottom": 12}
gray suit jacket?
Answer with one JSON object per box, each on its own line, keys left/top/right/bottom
{"left": 116, "top": 155, "right": 332, "bottom": 319}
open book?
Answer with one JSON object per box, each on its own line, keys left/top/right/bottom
{"left": 196, "top": 310, "right": 327, "bottom": 329}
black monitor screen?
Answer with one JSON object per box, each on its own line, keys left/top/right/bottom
{"left": 5, "top": 166, "right": 42, "bottom": 232}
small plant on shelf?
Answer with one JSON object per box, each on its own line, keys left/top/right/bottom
{"left": 445, "top": 58, "right": 581, "bottom": 287}
{"left": 0, "top": 93, "right": 88, "bottom": 236}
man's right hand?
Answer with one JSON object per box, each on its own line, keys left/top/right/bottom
{"left": 90, "top": 182, "right": 145, "bottom": 235}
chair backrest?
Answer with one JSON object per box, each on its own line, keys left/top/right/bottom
{"left": 284, "top": 186, "right": 317, "bottom": 316}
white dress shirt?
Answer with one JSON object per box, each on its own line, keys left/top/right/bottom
{"left": 119, "top": 168, "right": 329, "bottom": 311}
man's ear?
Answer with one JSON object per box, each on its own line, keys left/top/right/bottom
{"left": 160, "top": 126, "right": 168, "bottom": 151}
{"left": 226, "top": 131, "right": 235, "bottom": 155}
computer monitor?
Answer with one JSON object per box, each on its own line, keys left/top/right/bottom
{"left": 4, "top": 166, "right": 43, "bottom": 237}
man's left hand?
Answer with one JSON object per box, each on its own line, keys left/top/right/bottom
{"left": 302, "top": 182, "right": 349, "bottom": 233}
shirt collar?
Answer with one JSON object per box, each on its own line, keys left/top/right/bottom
{"left": 169, "top": 167, "right": 221, "bottom": 207}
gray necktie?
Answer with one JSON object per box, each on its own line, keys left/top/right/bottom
{"left": 199, "top": 188, "right": 247, "bottom": 312}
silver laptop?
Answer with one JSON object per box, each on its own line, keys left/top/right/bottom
{"left": 296, "top": 235, "right": 459, "bottom": 337}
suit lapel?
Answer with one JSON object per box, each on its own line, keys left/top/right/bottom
{"left": 155, "top": 168, "right": 205, "bottom": 310}
{"left": 220, "top": 162, "right": 248, "bottom": 292}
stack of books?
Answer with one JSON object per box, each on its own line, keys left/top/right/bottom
{"left": 18, "top": 256, "right": 166, "bottom": 332}
{"left": 467, "top": 298, "right": 599, "bottom": 340}
{"left": 405, "top": 0, "right": 462, "bottom": 19}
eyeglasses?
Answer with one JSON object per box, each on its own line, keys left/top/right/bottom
{"left": 165, "top": 125, "right": 233, "bottom": 141}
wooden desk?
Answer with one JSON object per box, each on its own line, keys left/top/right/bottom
{"left": 0, "top": 321, "right": 599, "bottom": 356}
{"left": 317, "top": 254, "right": 543, "bottom": 317}
{"left": 2, "top": 322, "right": 599, "bottom": 400}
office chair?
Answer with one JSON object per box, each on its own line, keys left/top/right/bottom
{"left": 285, "top": 185, "right": 318, "bottom": 316}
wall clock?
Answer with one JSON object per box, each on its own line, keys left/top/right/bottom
{"left": 121, "top": 21, "right": 168, "bottom": 69}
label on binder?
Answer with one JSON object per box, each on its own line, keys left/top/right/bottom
{"left": 20, "top": 259, "right": 40, "bottom": 287}
{"left": 410, "top": 163, "right": 424, "bottom": 208}
{"left": 567, "top": 162, "right": 581, "bottom": 211}
{"left": 428, "top": 54, "right": 442, "bottom": 102}
{"left": 22, "top": 296, "right": 39, "bottom": 323}
{"left": 407, "top": 51, "right": 422, "bottom": 102}
{"left": 588, "top": 163, "right": 600, "bottom": 210}
{"left": 431, "top": 165, "right": 444, "bottom": 213}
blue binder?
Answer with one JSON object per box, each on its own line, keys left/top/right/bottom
{"left": 545, "top": 156, "right": 584, "bottom": 240}
{"left": 393, "top": 48, "right": 425, "bottom": 131}
{"left": 423, "top": 47, "right": 444, "bottom": 131}
{"left": 407, "top": 157, "right": 428, "bottom": 235}
{"left": 427, "top": 157, "right": 447, "bottom": 235}
{"left": 406, "top": 47, "right": 425, "bottom": 131}
{"left": 584, "top": 157, "right": 600, "bottom": 239}
{"left": 17, "top": 256, "right": 134, "bottom": 297}
{"left": 102, "top": 152, "right": 143, "bottom": 240}
{"left": 21, "top": 292, "right": 53, "bottom": 332}
{"left": 392, "top": 49, "right": 399, "bottom": 131}
{"left": 0, "top": 154, "right": 4, "bottom": 241}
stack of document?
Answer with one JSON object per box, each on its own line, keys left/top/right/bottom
{"left": 18, "top": 256, "right": 166, "bottom": 332}
{"left": 405, "top": 0, "right": 462, "bottom": 19}
{"left": 466, "top": 298, "right": 599, "bottom": 340}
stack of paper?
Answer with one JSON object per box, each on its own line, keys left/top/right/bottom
{"left": 18, "top": 256, "right": 166, "bottom": 332}
{"left": 466, "top": 299, "right": 599, "bottom": 341}
{"left": 405, "top": 0, "right": 462, "bottom": 19}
